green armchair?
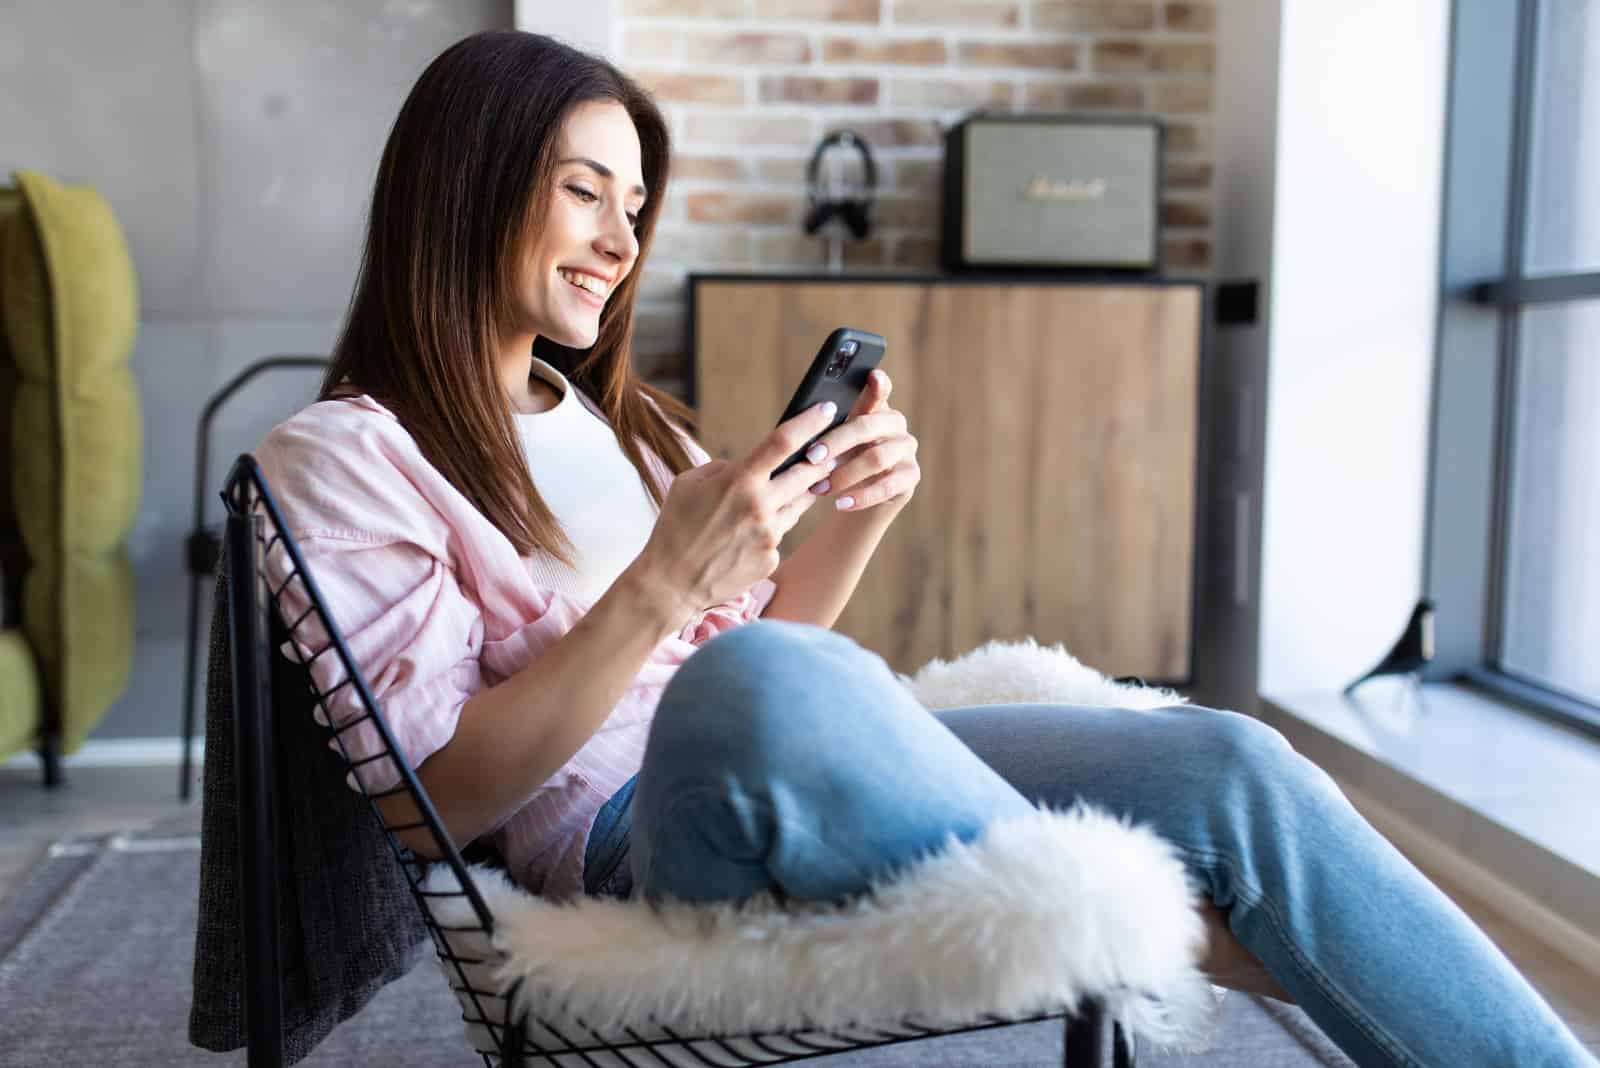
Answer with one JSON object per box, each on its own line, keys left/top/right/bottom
{"left": 0, "top": 170, "right": 142, "bottom": 783}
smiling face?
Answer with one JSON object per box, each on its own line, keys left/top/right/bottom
{"left": 512, "top": 99, "right": 648, "bottom": 349}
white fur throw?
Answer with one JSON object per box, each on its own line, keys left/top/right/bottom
{"left": 422, "top": 637, "right": 1218, "bottom": 1060}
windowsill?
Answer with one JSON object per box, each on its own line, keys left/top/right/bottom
{"left": 1259, "top": 679, "right": 1600, "bottom": 962}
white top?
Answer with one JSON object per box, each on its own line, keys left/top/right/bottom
{"left": 515, "top": 357, "right": 663, "bottom": 606}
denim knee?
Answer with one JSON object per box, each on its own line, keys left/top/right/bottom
{"left": 1170, "top": 706, "right": 1350, "bottom": 830}
{"left": 648, "top": 620, "right": 870, "bottom": 782}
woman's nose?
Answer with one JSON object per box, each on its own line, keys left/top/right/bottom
{"left": 597, "top": 211, "right": 637, "bottom": 262}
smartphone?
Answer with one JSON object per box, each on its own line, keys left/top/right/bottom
{"left": 771, "top": 327, "right": 887, "bottom": 478}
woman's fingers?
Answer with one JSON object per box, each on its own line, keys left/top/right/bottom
{"left": 750, "top": 401, "right": 838, "bottom": 479}
{"left": 774, "top": 481, "right": 823, "bottom": 529}
{"left": 830, "top": 458, "right": 919, "bottom": 512}
{"left": 769, "top": 453, "right": 838, "bottom": 501}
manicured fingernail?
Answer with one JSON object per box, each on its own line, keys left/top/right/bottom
{"left": 825, "top": 457, "right": 838, "bottom": 472}
{"left": 806, "top": 442, "right": 828, "bottom": 463}
{"left": 819, "top": 401, "right": 837, "bottom": 419}
{"left": 836, "top": 495, "right": 855, "bottom": 510}
{"left": 811, "top": 478, "right": 831, "bottom": 494}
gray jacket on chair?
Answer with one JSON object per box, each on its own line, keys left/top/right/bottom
{"left": 188, "top": 549, "right": 428, "bottom": 1063}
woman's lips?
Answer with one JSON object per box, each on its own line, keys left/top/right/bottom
{"left": 560, "top": 271, "right": 607, "bottom": 309}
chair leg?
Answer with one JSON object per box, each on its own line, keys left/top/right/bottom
{"left": 501, "top": 1015, "right": 527, "bottom": 1067}
{"left": 1063, "top": 1000, "right": 1105, "bottom": 1067}
{"left": 1114, "top": 1020, "right": 1136, "bottom": 1068}
{"left": 229, "top": 512, "right": 284, "bottom": 1068}
{"left": 37, "top": 731, "right": 62, "bottom": 789}
{"left": 180, "top": 568, "right": 204, "bottom": 801}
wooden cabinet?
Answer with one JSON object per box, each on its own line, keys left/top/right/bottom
{"left": 690, "top": 275, "right": 1203, "bottom": 684}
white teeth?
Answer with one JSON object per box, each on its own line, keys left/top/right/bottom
{"left": 559, "top": 269, "right": 607, "bottom": 297}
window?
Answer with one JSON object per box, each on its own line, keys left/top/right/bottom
{"left": 1431, "top": 0, "right": 1600, "bottom": 734}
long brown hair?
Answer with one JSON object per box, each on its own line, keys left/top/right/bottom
{"left": 321, "top": 30, "right": 695, "bottom": 568}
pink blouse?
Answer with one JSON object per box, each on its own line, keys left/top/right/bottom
{"left": 254, "top": 390, "right": 776, "bottom": 898}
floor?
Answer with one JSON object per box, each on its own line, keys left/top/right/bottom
{"left": 2, "top": 761, "right": 1598, "bottom": 1059}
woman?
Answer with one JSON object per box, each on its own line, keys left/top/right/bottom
{"left": 255, "top": 30, "right": 1594, "bottom": 1068}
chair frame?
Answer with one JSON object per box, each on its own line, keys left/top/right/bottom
{"left": 220, "top": 454, "right": 1136, "bottom": 1068}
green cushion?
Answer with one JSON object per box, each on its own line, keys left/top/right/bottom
{"left": 0, "top": 170, "right": 140, "bottom": 755}
{"left": 0, "top": 628, "right": 42, "bottom": 758}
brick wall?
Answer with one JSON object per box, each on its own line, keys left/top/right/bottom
{"left": 613, "top": 0, "right": 1217, "bottom": 396}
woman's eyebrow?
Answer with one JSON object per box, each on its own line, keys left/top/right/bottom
{"left": 558, "top": 156, "right": 648, "bottom": 201}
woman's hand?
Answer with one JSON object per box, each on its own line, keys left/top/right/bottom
{"left": 632, "top": 402, "right": 840, "bottom": 617}
{"left": 802, "top": 369, "right": 920, "bottom": 514}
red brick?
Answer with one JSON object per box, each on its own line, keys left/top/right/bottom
{"left": 753, "top": 0, "right": 882, "bottom": 19}
{"left": 1032, "top": 1, "right": 1155, "bottom": 31}
{"left": 757, "top": 157, "right": 811, "bottom": 184}
{"left": 1160, "top": 236, "right": 1211, "bottom": 270}
{"left": 894, "top": 235, "right": 942, "bottom": 267}
{"left": 892, "top": 0, "right": 1021, "bottom": 27}
{"left": 1163, "top": 121, "right": 1211, "bottom": 153}
{"left": 623, "top": 0, "right": 742, "bottom": 12}
{"left": 686, "top": 192, "right": 801, "bottom": 225}
{"left": 685, "top": 114, "right": 815, "bottom": 146}
{"left": 1152, "top": 42, "right": 1214, "bottom": 74}
{"left": 649, "top": 227, "right": 752, "bottom": 265}
{"left": 842, "top": 238, "right": 887, "bottom": 265}
{"left": 1053, "top": 81, "right": 1146, "bottom": 110}
{"left": 1092, "top": 39, "right": 1148, "bottom": 74}
{"left": 757, "top": 233, "right": 829, "bottom": 267}
{"left": 1164, "top": 1, "right": 1215, "bottom": 31}
{"left": 874, "top": 196, "right": 940, "bottom": 229}
{"left": 832, "top": 119, "right": 945, "bottom": 146}
{"left": 636, "top": 71, "right": 745, "bottom": 105}
{"left": 824, "top": 37, "right": 949, "bottom": 64}
{"left": 960, "top": 40, "right": 1079, "bottom": 70}
{"left": 1159, "top": 197, "right": 1210, "bottom": 228}
{"left": 683, "top": 32, "right": 811, "bottom": 65}
{"left": 759, "top": 75, "right": 880, "bottom": 105}
{"left": 1150, "top": 81, "right": 1212, "bottom": 113}
{"left": 623, "top": 28, "right": 677, "bottom": 62}
{"left": 671, "top": 155, "right": 745, "bottom": 182}
{"left": 893, "top": 159, "right": 944, "bottom": 193}
{"left": 890, "top": 78, "right": 1015, "bottom": 108}
{"left": 1163, "top": 159, "right": 1213, "bottom": 189}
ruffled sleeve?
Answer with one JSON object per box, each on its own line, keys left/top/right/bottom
{"left": 254, "top": 406, "right": 490, "bottom": 794}
{"left": 267, "top": 534, "right": 484, "bottom": 794}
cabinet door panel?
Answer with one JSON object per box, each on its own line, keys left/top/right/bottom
{"left": 693, "top": 280, "right": 1198, "bottom": 682}
{"left": 695, "top": 281, "right": 950, "bottom": 672}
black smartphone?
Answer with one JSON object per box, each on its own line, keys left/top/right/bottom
{"left": 771, "top": 327, "right": 887, "bottom": 478}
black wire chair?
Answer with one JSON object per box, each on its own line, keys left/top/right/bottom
{"left": 220, "top": 454, "right": 1136, "bottom": 1068}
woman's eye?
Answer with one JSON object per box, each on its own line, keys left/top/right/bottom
{"left": 567, "top": 185, "right": 597, "bottom": 202}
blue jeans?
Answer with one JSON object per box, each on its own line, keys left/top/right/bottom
{"left": 583, "top": 620, "right": 1595, "bottom": 1068}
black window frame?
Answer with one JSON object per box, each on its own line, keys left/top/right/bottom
{"left": 1427, "top": 0, "right": 1600, "bottom": 739}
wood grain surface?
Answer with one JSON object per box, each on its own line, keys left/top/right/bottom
{"left": 693, "top": 279, "right": 1200, "bottom": 682}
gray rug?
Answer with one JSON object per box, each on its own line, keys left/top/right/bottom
{"left": 0, "top": 820, "right": 1352, "bottom": 1067}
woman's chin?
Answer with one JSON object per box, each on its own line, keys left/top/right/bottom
{"left": 545, "top": 318, "right": 600, "bottom": 350}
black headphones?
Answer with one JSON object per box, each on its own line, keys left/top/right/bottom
{"left": 803, "top": 129, "right": 878, "bottom": 240}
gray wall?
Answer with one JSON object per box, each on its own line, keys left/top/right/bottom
{"left": 1188, "top": 0, "right": 1282, "bottom": 715}
{"left": 1, "top": 0, "right": 511, "bottom": 738}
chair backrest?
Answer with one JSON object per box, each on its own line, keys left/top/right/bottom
{"left": 219, "top": 453, "right": 522, "bottom": 1066}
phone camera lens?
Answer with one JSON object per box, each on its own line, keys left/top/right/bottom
{"left": 840, "top": 339, "right": 860, "bottom": 357}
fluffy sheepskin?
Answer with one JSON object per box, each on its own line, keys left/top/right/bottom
{"left": 421, "top": 637, "right": 1219, "bottom": 1058}
{"left": 901, "top": 635, "right": 1189, "bottom": 712}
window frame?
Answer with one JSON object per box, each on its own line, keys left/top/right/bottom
{"left": 1427, "top": 0, "right": 1600, "bottom": 738}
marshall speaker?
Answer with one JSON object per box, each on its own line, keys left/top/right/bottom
{"left": 941, "top": 113, "right": 1162, "bottom": 272}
